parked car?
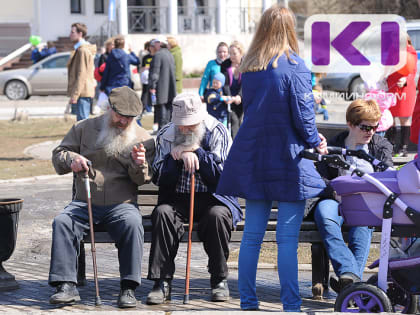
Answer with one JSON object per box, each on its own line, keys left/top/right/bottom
{"left": 320, "top": 21, "right": 420, "bottom": 99}
{"left": 0, "top": 52, "right": 71, "bottom": 100}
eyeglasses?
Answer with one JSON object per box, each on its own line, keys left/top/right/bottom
{"left": 357, "top": 123, "right": 379, "bottom": 132}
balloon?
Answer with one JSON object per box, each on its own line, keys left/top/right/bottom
{"left": 360, "top": 63, "right": 386, "bottom": 90}
{"left": 29, "top": 35, "right": 42, "bottom": 46}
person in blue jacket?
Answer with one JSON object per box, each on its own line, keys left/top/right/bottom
{"left": 31, "top": 42, "right": 57, "bottom": 64}
{"left": 203, "top": 72, "right": 230, "bottom": 127}
{"left": 198, "top": 42, "right": 229, "bottom": 100}
{"left": 100, "top": 36, "right": 140, "bottom": 95}
{"left": 146, "top": 93, "right": 242, "bottom": 305}
{"left": 216, "top": 5, "right": 327, "bottom": 312}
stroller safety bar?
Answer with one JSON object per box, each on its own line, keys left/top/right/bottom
{"left": 301, "top": 148, "right": 420, "bottom": 228}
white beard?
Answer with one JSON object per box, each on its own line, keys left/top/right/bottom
{"left": 173, "top": 122, "right": 206, "bottom": 147}
{"left": 96, "top": 111, "right": 138, "bottom": 158}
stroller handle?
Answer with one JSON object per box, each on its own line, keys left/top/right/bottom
{"left": 301, "top": 147, "right": 392, "bottom": 171}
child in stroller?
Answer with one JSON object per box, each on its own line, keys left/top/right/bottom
{"left": 303, "top": 136, "right": 420, "bottom": 313}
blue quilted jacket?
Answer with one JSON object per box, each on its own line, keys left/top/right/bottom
{"left": 216, "top": 53, "right": 325, "bottom": 201}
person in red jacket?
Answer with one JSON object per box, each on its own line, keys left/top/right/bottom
{"left": 386, "top": 37, "right": 418, "bottom": 157}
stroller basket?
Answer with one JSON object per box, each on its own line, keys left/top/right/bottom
{"left": 331, "top": 160, "right": 420, "bottom": 227}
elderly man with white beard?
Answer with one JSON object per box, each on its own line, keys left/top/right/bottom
{"left": 146, "top": 93, "right": 242, "bottom": 305}
{"left": 49, "top": 86, "right": 154, "bottom": 308}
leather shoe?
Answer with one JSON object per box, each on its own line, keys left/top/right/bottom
{"left": 49, "top": 282, "right": 81, "bottom": 304}
{"left": 211, "top": 279, "right": 230, "bottom": 302}
{"left": 117, "top": 288, "right": 137, "bottom": 308}
{"left": 146, "top": 280, "right": 171, "bottom": 305}
{"left": 330, "top": 272, "right": 360, "bottom": 293}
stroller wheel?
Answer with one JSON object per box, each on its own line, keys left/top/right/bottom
{"left": 335, "top": 283, "right": 393, "bottom": 313}
{"left": 367, "top": 274, "right": 419, "bottom": 314}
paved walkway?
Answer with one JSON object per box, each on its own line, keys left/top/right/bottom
{"left": 0, "top": 175, "right": 339, "bottom": 313}
{"left": 1, "top": 97, "right": 416, "bottom": 313}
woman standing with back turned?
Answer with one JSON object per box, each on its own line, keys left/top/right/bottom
{"left": 217, "top": 5, "right": 326, "bottom": 311}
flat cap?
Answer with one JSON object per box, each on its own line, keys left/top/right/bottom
{"left": 108, "top": 86, "right": 143, "bottom": 117}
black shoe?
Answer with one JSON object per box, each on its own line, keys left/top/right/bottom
{"left": 330, "top": 272, "right": 360, "bottom": 294}
{"left": 329, "top": 276, "right": 341, "bottom": 294}
{"left": 339, "top": 272, "right": 360, "bottom": 289}
{"left": 49, "top": 282, "right": 81, "bottom": 304}
{"left": 118, "top": 288, "right": 137, "bottom": 308}
{"left": 211, "top": 279, "right": 230, "bottom": 302}
{"left": 401, "top": 145, "right": 409, "bottom": 157}
{"left": 146, "top": 280, "right": 171, "bottom": 305}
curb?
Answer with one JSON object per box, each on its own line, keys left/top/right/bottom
{"left": 0, "top": 173, "right": 72, "bottom": 184}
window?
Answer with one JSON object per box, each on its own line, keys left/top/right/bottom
{"left": 42, "top": 56, "right": 70, "bottom": 69}
{"left": 71, "top": 0, "right": 81, "bottom": 13}
{"left": 408, "top": 30, "right": 420, "bottom": 51}
{"left": 95, "top": 0, "right": 104, "bottom": 13}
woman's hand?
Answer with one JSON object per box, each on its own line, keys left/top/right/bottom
{"left": 397, "top": 77, "right": 407, "bottom": 88}
{"left": 232, "top": 95, "right": 241, "bottom": 104}
{"left": 316, "top": 133, "right": 328, "bottom": 155}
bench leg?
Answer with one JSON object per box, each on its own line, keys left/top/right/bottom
{"left": 77, "top": 240, "right": 87, "bottom": 286}
{"left": 311, "top": 243, "right": 329, "bottom": 299}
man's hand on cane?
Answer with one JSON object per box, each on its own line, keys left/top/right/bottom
{"left": 171, "top": 144, "right": 199, "bottom": 161}
{"left": 180, "top": 151, "right": 199, "bottom": 173}
{"left": 71, "top": 155, "right": 90, "bottom": 173}
{"left": 131, "top": 143, "right": 146, "bottom": 165}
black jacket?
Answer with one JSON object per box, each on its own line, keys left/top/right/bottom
{"left": 220, "top": 58, "right": 242, "bottom": 98}
{"left": 304, "top": 131, "right": 393, "bottom": 218}
{"left": 148, "top": 48, "right": 176, "bottom": 104}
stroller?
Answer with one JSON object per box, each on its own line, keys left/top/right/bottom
{"left": 302, "top": 146, "right": 420, "bottom": 313}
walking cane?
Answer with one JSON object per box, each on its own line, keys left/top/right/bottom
{"left": 82, "top": 163, "right": 102, "bottom": 306}
{"left": 183, "top": 171, "right": 195, "bottom": 304}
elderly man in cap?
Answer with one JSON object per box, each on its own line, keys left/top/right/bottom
{"left": 49, "top": 86, "right": 154, "bottom": 308}
{"left": 148, "top": 35, "right": 177, "bottom": 131}
{"left": 146, "top": 93, "right": 242, "bottom": 304}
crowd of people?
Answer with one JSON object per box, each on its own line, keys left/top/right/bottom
{"left": 48, "top": 4, "right": 419, "bottom": 311}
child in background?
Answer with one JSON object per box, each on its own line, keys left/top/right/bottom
{"left": 204, "top": 72, "right": 230, "bottom": 127}
{"left": 313, "top": 84, "right": 329, "bottom": 121}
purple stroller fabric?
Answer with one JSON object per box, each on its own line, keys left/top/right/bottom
{"left": 331, "top": 159, "right": 420, "bottom": 226}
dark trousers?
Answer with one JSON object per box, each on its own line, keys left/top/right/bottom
{"left": 49, "top": 201, "right": 144, "bottom": 286}
{"left": 147, "top": 193, "right": 232, "bottom": 286}
{"left": 230, "top": 104, "right": 243, "bottom": 139}
{"left": 155, "top": 101, "right": 172, "bottom": 130}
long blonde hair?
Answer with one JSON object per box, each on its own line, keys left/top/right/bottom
{"left": 240, "top": 5, "right": 299, "bottom": 73}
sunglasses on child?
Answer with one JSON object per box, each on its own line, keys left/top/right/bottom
{"left": 357, "top": 123, "right": 379, "bottom": 132}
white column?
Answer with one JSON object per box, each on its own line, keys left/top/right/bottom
{"left": 32, "top": 0, "right": 41, "bottom": 36}
{"left": 262, "top": 0, "right": 271, "bottom": 12}
{"left": 168, "top": 0, "right": 178, "bottom": 34}
{"left": 119, "top": 0, "right": 128, "bottom": 35}
{"left": 216, "top": 0, "right": 226, "bottom": 34}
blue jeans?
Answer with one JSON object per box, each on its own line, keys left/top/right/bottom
{"left": 238, "top": 199, "right": 305, "bottom": 311}
{"left": 316, "top": 107, "right": 329, "bottom": 120}
{"left": 71, "top": 97, "right": 92, "bottom": 121}
{"left": 314, "top": 199, "right": 372, "bottom": 279}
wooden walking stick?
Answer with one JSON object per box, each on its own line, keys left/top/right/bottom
{"left": 82, "top": 168, "right": 102, "bottom": 306}
{"left": 183, "top": 171, "right": 195, "bottom": 304}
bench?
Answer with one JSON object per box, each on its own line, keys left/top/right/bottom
{"left": 77, "top": 183, "right": 383, "bottom": 300}
{"left": 77, "top": 123, "right": 413, "bottom": 299}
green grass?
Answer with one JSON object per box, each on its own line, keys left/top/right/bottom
{"left": 0, "top": 114, "right": 154, "bottom": 180}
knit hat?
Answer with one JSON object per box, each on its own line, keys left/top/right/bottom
{"left": 108, "top": 86, "right": 143, "bottom": 117}
{"left": 213, "top": 72, "right": 225, "bottom": 86}
{"left": 172, "top": 93, "right": 206, "bottom": 126}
